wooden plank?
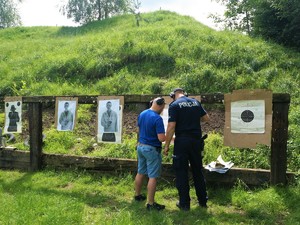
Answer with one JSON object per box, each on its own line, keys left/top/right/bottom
{"left": 0, "top": 93, "right": 291, "bottom": 104}
{"left": 0, "top": 150, "right": 295, "bottom": 186}
{"left": 0, "top": 150, "right": 30, "bottom": 161}
{"left": 28, "top": 103, "right": 43, "bottom": 171}
{"left": 43, "top": 154, "right": 138, "bottom": 171}
{"left": 0, "top": 160, "right": 30, "bottom": 170}
{"left": 203, "top": 168, "right": 270, "bottom": 186}
{"left": 0, "top": 155, "right": 30, "bottom": 162}
{"left": 42, "top": 153, "right": 296, "bottom": 186}
{"left": 272, "top": 93, "right": 291, "bottom": 103}
{"left": 0, "top": 150, "right": 30, "bottom": 170}
{"left": 0, "top": 149, "right": 30, "bottom": 156}
{"left": 271, "top": 101, "right": 289, "bottom": 185}
{"left": 1, "top": 147, "right": 17, "bottom": 150}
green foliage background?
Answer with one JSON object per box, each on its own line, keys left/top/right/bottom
{"left": 0, "top": 11, "right": 299, "bottom": 172}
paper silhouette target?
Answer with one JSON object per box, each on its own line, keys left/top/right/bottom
{"left": 4, "top": 99, "right": 22, "bottom": 134}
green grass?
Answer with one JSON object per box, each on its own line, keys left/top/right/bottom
{"left": 0, "top": 169, "right": 299, "bottom": 224}
{"left": 0, "top": 10, "right": 299, "bottom": 173}
{"left": 1, "top": 11, "right": 300, "bottom": 96}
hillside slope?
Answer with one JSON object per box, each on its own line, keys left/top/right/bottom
{"left": 0, "top": 11, "right": 299, "bottom": 162}
{"left": 0, "top": 11, "right": 299, "bottom": 96}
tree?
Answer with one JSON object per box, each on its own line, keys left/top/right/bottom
{"left": 60, "top": 0, "right": 133, "bottom": 25}
{"left": 253, "top": 0, "right": 300, "bottom": 49}
{"left": 211, "top": 0, "right": 300, "bottom": 49}
{"left": 210, "top": 0, "right": 257, "bottom": 35}
{"left": 129, "top": 0, "right": 141, "bottom": 26}
{"left": 0, "top": 0, "right": 22, "bottom": 28}
{"left": 252, "top": 1, "right": 285, "bottom": 41}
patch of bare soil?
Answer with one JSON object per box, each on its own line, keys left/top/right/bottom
{"left": 202, "top": 109, "right": 225, "bottom": 134}
{"left": 122, "top": 109, "right": 224, "bottom": 135}
{"left": 22, "top": 106, "right": 224, "bottom": 137}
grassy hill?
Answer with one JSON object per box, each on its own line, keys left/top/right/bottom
{"left": 1, "top": 10, "right": 300, "bottom": 96}
{"left": 0, "top": 11, "right": 299, "bottom": 172}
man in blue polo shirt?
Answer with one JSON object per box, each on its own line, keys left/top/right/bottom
{"left": 134, "top": 97, "right": 166, "bottom": 211}
{"left": 164, "top": 88, "right": 210, "bottom": 211}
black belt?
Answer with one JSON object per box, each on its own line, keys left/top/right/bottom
{"left": 138, "top": 143, "right": 162, "bottom": 153}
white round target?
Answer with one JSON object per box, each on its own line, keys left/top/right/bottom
{"left": 231, "top": 100, "right": 265, "bottom": 133}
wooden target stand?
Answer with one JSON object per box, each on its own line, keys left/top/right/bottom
{"left": 221, "top": 90, "right": 290, "bottom": 185}
{"left": 0, "top": 92, "right": 291, "bottom": 185}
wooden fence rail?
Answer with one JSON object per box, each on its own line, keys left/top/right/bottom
{"left": 0, "top": 150, "right": 295, "bottom": 186}
{"left": 0, "top": 93, "right": 292, "bottom": 186}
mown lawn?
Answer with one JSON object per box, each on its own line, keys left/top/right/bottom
{"left": 0, "top": 169, "right": 299, "bottom": 224}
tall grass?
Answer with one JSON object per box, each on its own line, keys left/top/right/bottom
{"left": 1, "top": 11, "right": 300, "bottom": 96}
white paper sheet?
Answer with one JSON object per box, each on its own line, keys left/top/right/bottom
{"left": 231, "top": 100, "right": 265, "bottom": 133}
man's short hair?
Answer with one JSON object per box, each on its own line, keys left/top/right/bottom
{"left": 169, "top": 88, "right": 185, "bottom": 99}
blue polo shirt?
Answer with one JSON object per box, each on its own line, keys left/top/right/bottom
{"left": 168, "top": 96, "right": 206, "bottom": 137}
{"left": 138, "top": 109, "right": 165, "bottom": 147}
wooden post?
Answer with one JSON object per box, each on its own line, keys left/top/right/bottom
{"left": 271, "top": 94, "right": 290, "bottom": 185}
{"left": 28, "top": 102, "right": 43, "bottom": 171}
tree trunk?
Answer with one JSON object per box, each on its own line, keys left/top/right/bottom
{"left": 97, "top": 0, "right": 102, "bottom": 20}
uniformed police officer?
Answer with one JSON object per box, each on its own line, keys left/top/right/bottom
{"left": 164, "top": 88, "right": 209, "bottom": 211}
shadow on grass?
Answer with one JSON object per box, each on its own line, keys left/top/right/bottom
{"left": 274, "top": 184, "right": 300, "bottom": 223}
{"left": 1, "top": 170, "right": 298, "bottom": 224}
{"left": 1, "top": 170, "right": 126, "bottom": 208}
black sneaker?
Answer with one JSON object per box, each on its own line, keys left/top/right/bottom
{"left": 176, "top": 202, "right": 190, "bottom": 211}
{"left": 146, "top": 202, "right": 165, "bottom": 211}
{"left": 134, "top": 194, "right": 146, "bottom": 201}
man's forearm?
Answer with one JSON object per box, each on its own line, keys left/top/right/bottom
{"left": 164, "top": 129, "right": 174, "bottom": 148}
{"left": 164, "top": 122, "right": 176, "bottom": 156}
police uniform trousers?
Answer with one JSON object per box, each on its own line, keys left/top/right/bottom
{"left": 173, "top": 135, "right": 208, "bottom": 207}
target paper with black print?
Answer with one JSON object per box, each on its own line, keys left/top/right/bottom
{"left": 4, "top": 97, "right": 22, "bottom": 134}
{"left": 55, "top": 97, "right": 78, "bottom": 131}
{"left": 224, "top": 89, "right": 272, "bottom": 148}
{"left": 231, "top": 100, "right": 265, "bottom": 133}
{"left": 97, "top": 96, "right": 124, "bottom": 144}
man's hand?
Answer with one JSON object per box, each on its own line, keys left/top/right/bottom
{"left": 163, "top": 146, "right": 169, "bottom": 156}
{"left": 164, "top": 121, "right": 176, "bottom": 157}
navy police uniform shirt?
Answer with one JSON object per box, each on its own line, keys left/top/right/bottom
{"left": 168, "top": 96, "right": 207, "bottom": 137}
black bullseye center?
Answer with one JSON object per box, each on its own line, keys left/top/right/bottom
{"left": 241, "top": 110, "right": 254, "bottom": 123}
